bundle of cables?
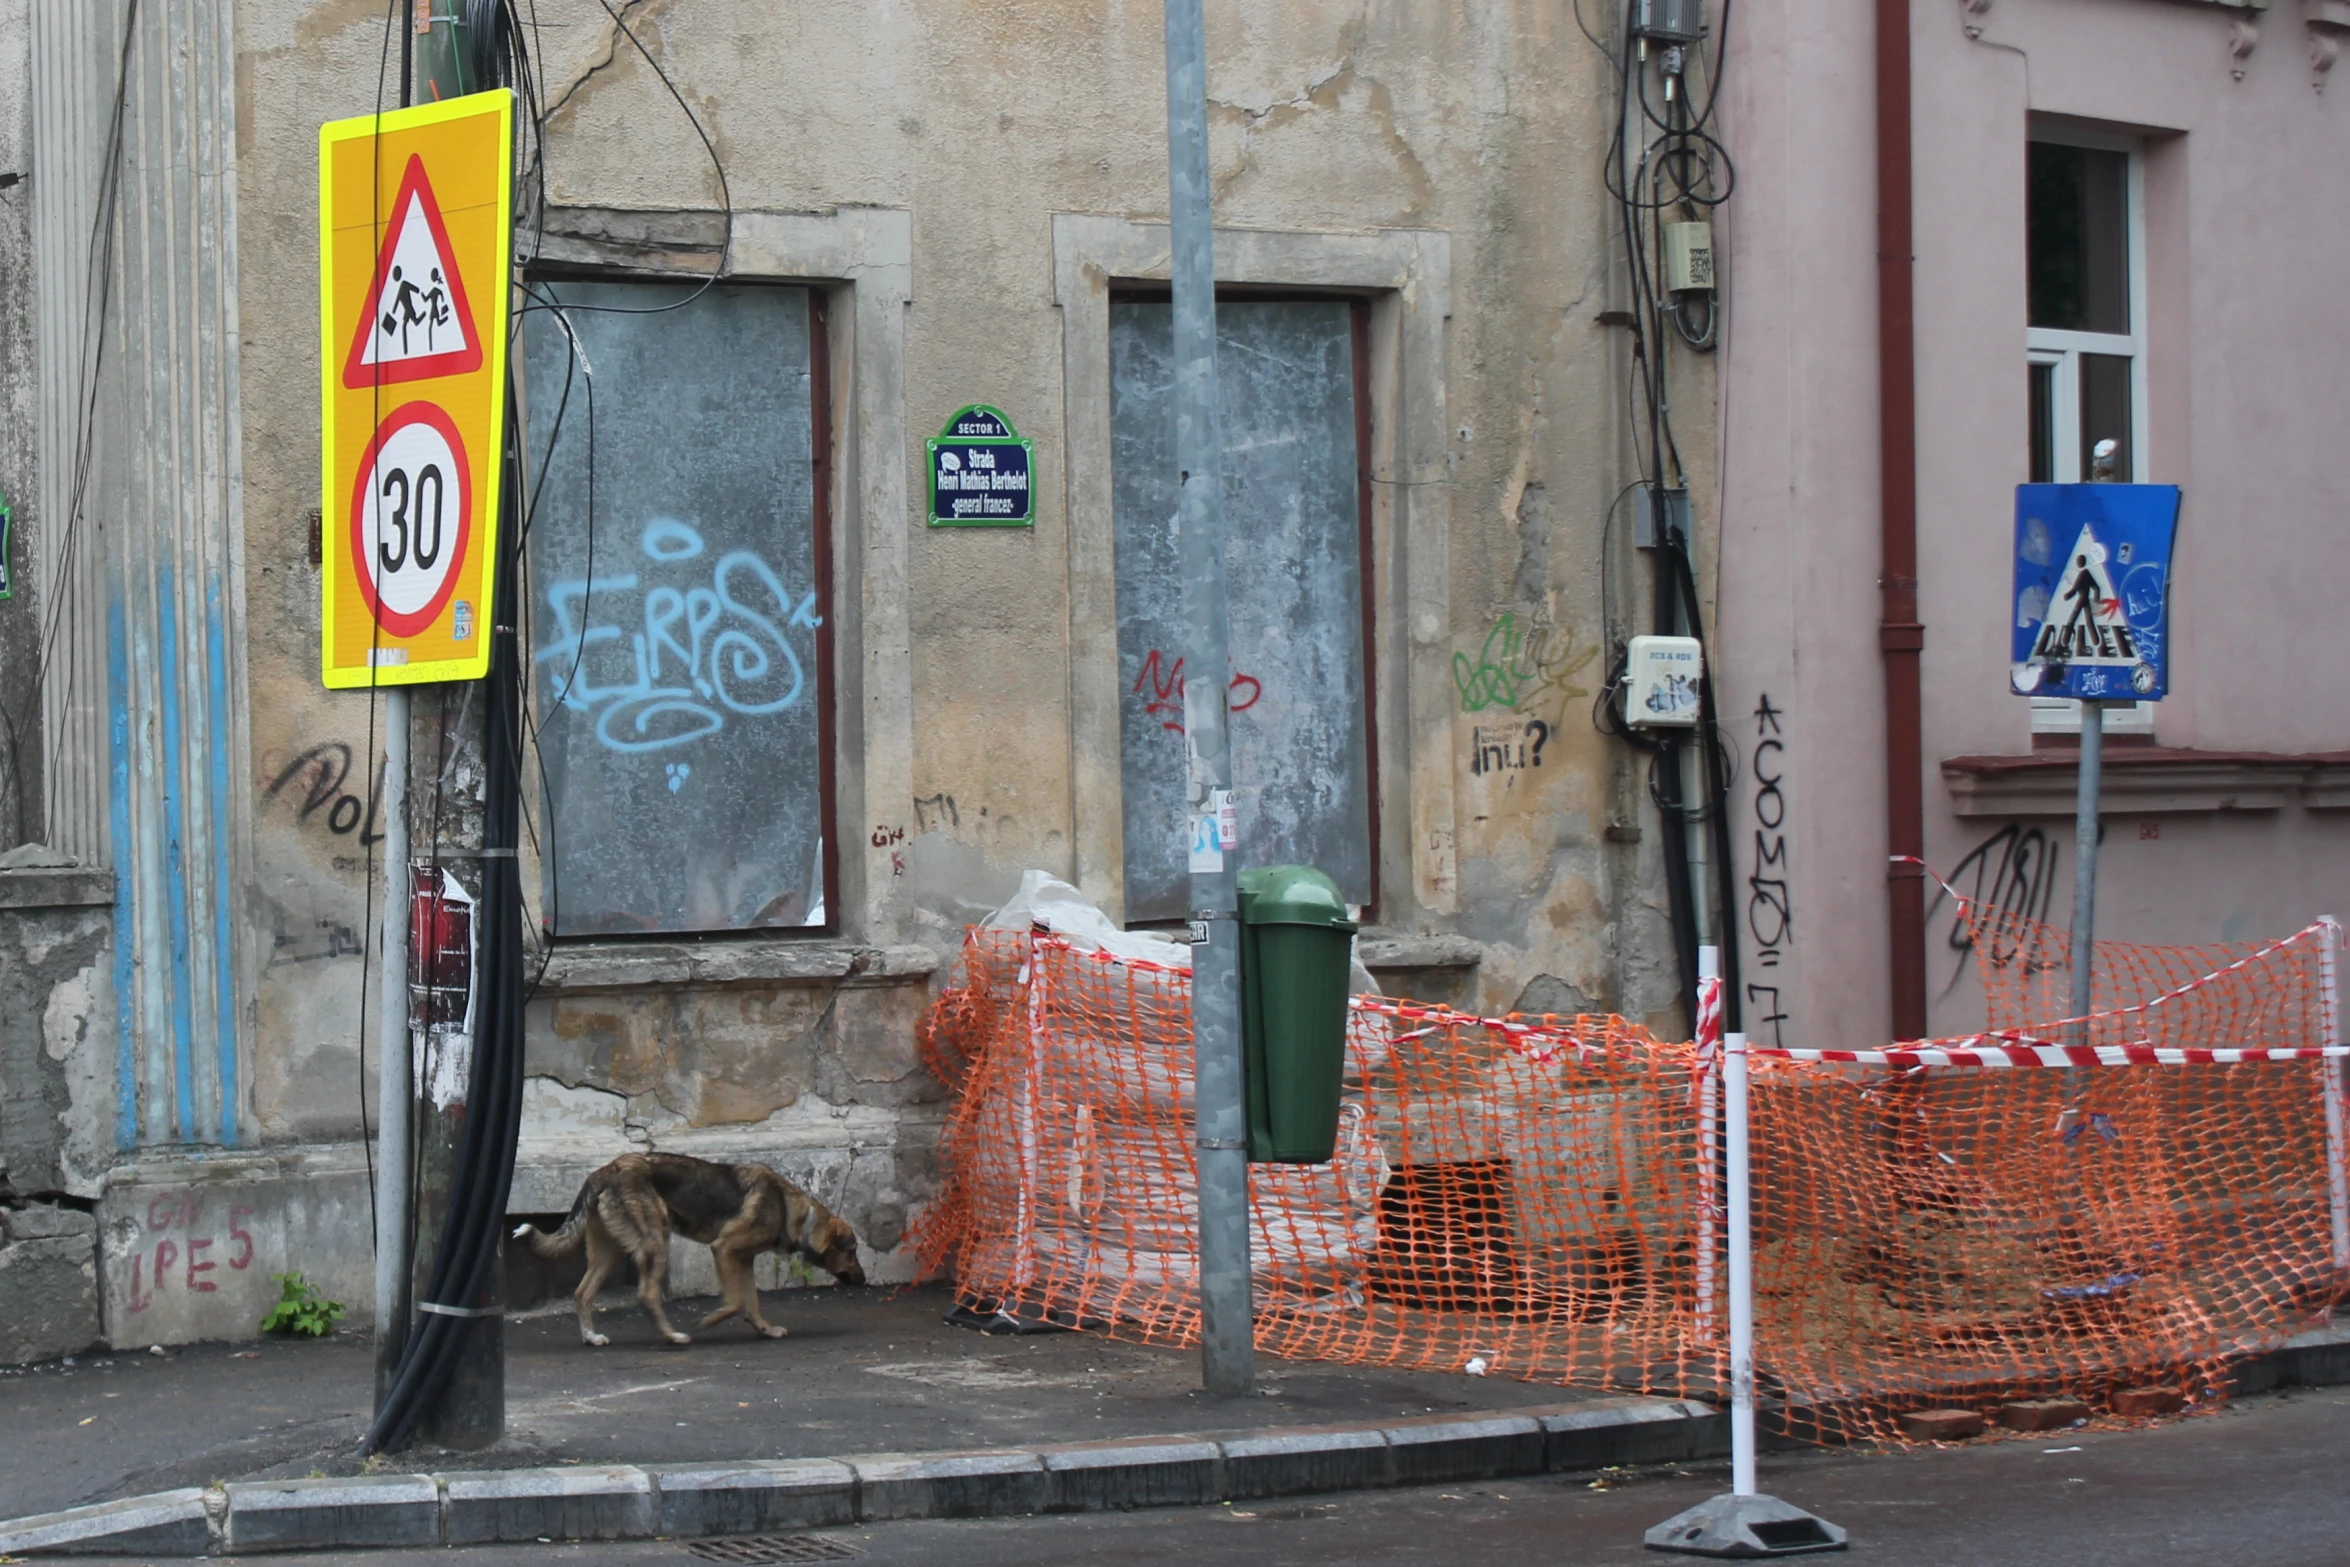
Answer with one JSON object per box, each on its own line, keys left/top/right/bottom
{"left": 360, "top": 398, "right": 531, "bottom": 1457}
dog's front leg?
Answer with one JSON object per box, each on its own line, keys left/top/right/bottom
{"left": 738, "top": 1260, "right": 788, "bottom": 1341}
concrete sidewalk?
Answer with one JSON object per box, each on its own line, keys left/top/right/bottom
{"left": 0, "top": 1283, "right": 1641, "bottom": 1523}
{"left": 9, "top": 1284, "right": 2344, "bottom": 1559}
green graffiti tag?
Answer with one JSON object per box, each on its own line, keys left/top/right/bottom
{"left": 1452, "top": 612, "right": 1596, "bottom": 721}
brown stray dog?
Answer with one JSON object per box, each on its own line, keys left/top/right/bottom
{"left": 514, "top": 1152, "right": 865, "bottom": 1347}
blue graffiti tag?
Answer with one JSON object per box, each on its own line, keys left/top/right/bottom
{"left": 536, "top": 517, "right": 822, "bottom": 755}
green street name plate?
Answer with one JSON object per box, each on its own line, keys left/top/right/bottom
{"left": 928, "top": 404, "right": 1034, "bottom": 526}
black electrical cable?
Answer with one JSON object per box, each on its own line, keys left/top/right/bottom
{"left": 1599, "top": 0, "right": 1744, "bottom": 1026}
{"left": 362, "top": 399, "right": 531, "bottom": 1457}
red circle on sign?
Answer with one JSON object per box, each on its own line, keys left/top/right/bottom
{"left": 349, "top": 401, "right": 474, "bottom": 639}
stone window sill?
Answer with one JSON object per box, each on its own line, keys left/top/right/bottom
{"left": 1355, "top": 930, "right": 1485, "bottom": 971}
{"left": 1942, "top": 748, "right": 2350, "bottom": 817}
{"left": 532, "top": 939, "right": 940, "bottom": 995}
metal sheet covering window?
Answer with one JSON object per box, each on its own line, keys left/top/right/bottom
{"left": 1109, "top": 295, "right": 1377, "bottom": 922}
{"left": 522, "top": 281, "right": 835, "bottom": 935}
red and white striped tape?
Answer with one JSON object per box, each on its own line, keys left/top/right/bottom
{"left": 1752, "top": 1039, "right": 2350, "bottom": 1069}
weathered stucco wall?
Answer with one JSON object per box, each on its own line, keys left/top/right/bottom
{"left": 225, "top": 1, "right": 1686, "bottom": 1138}
{"left": 0, "top": 0, "right": 38, "bottom": 853}
{"left": 0, "top": 860, "right": 115, "bottom": 1201}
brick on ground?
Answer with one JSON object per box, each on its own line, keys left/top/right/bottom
{"left": 1997, "top": 1399, "right": 2091, "bottom": 1432}
{"left": 2110, "top": 1386, "right": 2184, "bottom": 1417}
{"left": 1897, "top": 1409, "right": 1988, "bottom": 1441}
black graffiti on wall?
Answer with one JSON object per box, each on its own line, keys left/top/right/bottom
{"left": 1744, "top": 694, "right": 1792, "bottom": 1047}
{"left": 1932, "top": 822, "right": 2067, "bottom": 996}
{"left": 264, "top": 743, "right": 386, "bottom": 847}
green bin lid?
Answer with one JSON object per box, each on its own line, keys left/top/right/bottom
{"left": 1236, "top": 865, "right": 1357, "bottom": 930}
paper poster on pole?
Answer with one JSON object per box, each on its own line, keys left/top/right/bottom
{"left": 2010, "top": 484, "right": 2181, "bottom": 703}
{"left": 318, "top": 90, "right": 513, "bottom": 688}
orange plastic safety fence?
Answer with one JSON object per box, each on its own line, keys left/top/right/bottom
{"left": 913, "top": 917, "right": 2350, "bottom": 1445}
{"left": 1960, "top": 899, "right": 2330, "bottom": 1049}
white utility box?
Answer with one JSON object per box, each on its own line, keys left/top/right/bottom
{"left": 1624, "top": 635, "right": 1704, "bottom": 728}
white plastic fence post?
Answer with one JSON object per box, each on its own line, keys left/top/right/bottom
{"left": 1725, "top": 1027, "right": 1756, "bottom": 1499}
{"left": 2321, "top": 918, "right": 2349, "bottom": 1276}
{"left": 1693, "top": 949, "right": 1721, "bottom": 1351}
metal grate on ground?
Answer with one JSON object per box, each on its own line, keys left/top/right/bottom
{"left": 681, "top": 1536, "right": 865, "bottom": 1563}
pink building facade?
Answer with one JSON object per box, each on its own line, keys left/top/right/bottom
{"left": 1716, "top": 0, "right": 2350, "bottom": 1049}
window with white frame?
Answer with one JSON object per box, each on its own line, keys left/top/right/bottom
{"left": 2026, "top": 132, "right": 2153, "bottom": 735}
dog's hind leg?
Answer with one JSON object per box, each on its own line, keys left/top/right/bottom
{"left": 574, "top": 1219, "right": 621, "bottom": 1347}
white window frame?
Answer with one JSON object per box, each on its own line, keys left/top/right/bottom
{"left": 2026, "top": 127, "right": 2153, "bottom": 738}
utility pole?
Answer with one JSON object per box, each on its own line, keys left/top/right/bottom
{"left": 409, "top": 7, "right": 504, "bottom": 1450}
{"left": 1163, "top": 0, "right": 1251, "bottom": 1399}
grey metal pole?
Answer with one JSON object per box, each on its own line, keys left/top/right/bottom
{"left": 1164, "top": 0, "right": 1251, "bottom": 1399}
{"left": 372, "top": 686, "right": 413, "bottom": 1405}
{"left": 2069, "top": 700, "right": 2104, "bottom": 1025}
{"left": 373, "top": 13, "right": 418, "bottom": 1408}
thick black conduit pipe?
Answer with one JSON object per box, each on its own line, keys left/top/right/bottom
{"left": 361, "top": 402, "right": 530, "bottom": 1457}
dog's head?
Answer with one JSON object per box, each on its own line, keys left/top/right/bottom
{"left": 786, "top": 1193, "right": 867, "bottom": 1287}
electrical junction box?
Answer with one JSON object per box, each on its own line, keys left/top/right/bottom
{"left": 1624, "top": 635, "right": 1704, "bottom": 728}
{"left": 1634, "top": 0, "right": 1706, "bottom": 42}
{"left": 1665, "top": 222, "right": 1715, "bottom": 292}
{"left": 1634, "top": 484, "right": 1690, "bottom": 550}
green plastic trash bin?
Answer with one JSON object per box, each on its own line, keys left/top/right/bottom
{"left": 1237, "top": 865, "right": 1358, "bottom": 1164}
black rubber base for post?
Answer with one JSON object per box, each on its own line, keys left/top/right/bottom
{"left": 1645, "top": 1493, "right": 1848, "bottom": 1557}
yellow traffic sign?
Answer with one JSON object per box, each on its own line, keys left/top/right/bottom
{"left": 318, "top": 91, "right": 512, "bottom": 688}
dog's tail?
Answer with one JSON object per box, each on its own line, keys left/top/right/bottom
{"left": 512, "top": 1181, "right": 593, "bottom": 1259}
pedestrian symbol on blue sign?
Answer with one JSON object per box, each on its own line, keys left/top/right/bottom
{"left": 2010, "top": 484, "right": 2180, "bottom": 703}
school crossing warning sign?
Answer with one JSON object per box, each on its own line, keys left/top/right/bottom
{"left": 2010, "top": 483, "right": 2181, "bottom": 703}
{"left": 318, "top": 91, "right": 512, "bottom": 688}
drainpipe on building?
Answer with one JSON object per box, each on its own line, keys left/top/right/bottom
{"left": 1876, "top": 0, "right": 1927, "bottom": 1040}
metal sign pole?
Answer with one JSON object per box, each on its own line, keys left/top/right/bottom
{"left": 2069, "top": 701, "right": 2105, "bottom": 1027}
{"left": 371, "top": 688, "right": 412, "bottom": 1406}
{"left": 1163, "top": 0, "right": 1251, "bottom": 1399}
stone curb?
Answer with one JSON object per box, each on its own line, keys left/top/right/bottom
{"left": 0, "top": 1397, "right": 1719, "bottom": 1556}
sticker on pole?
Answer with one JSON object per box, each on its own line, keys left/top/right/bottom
{"left": 2010, "top": 484, "right": 2181, "bottom": 703}
{"left": 318, "top": 90, "right": 512, "bottom": 688}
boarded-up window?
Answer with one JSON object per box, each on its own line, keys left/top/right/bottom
{"left": 1110, "top": 297, "right": 1375, "bottom": 922}
{"left": 523, "top": 281, "right": 832, "bottom": 935}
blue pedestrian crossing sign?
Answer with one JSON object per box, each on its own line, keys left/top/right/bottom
{"left": 2011, "top": 484, "right": 2181, "bottom": 703}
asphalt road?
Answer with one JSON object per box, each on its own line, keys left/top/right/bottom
{"left": 54, "top": 1385, "right": 2350, "bottom": 1567}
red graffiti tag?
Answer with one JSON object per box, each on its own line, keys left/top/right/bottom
{"left": 126, "top": 1197, "right": 259, "bottom": 1312}
{"left": 1131, "top": 649, "right": 1262, "bottom": 733}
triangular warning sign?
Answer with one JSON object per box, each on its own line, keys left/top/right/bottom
{"left": 2027, "top": 524, "right": 2139, "bottom": 667}
{"left": 342, "top": 154, "right": 484, "bottom": 390}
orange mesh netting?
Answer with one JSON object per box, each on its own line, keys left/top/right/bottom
{"left": 913, "top": 911, "right": 2350, "bottom": 1444}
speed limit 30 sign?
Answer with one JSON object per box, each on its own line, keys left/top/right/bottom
{"left": 318, "top": 91, "right": 512, "bottom": 687}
